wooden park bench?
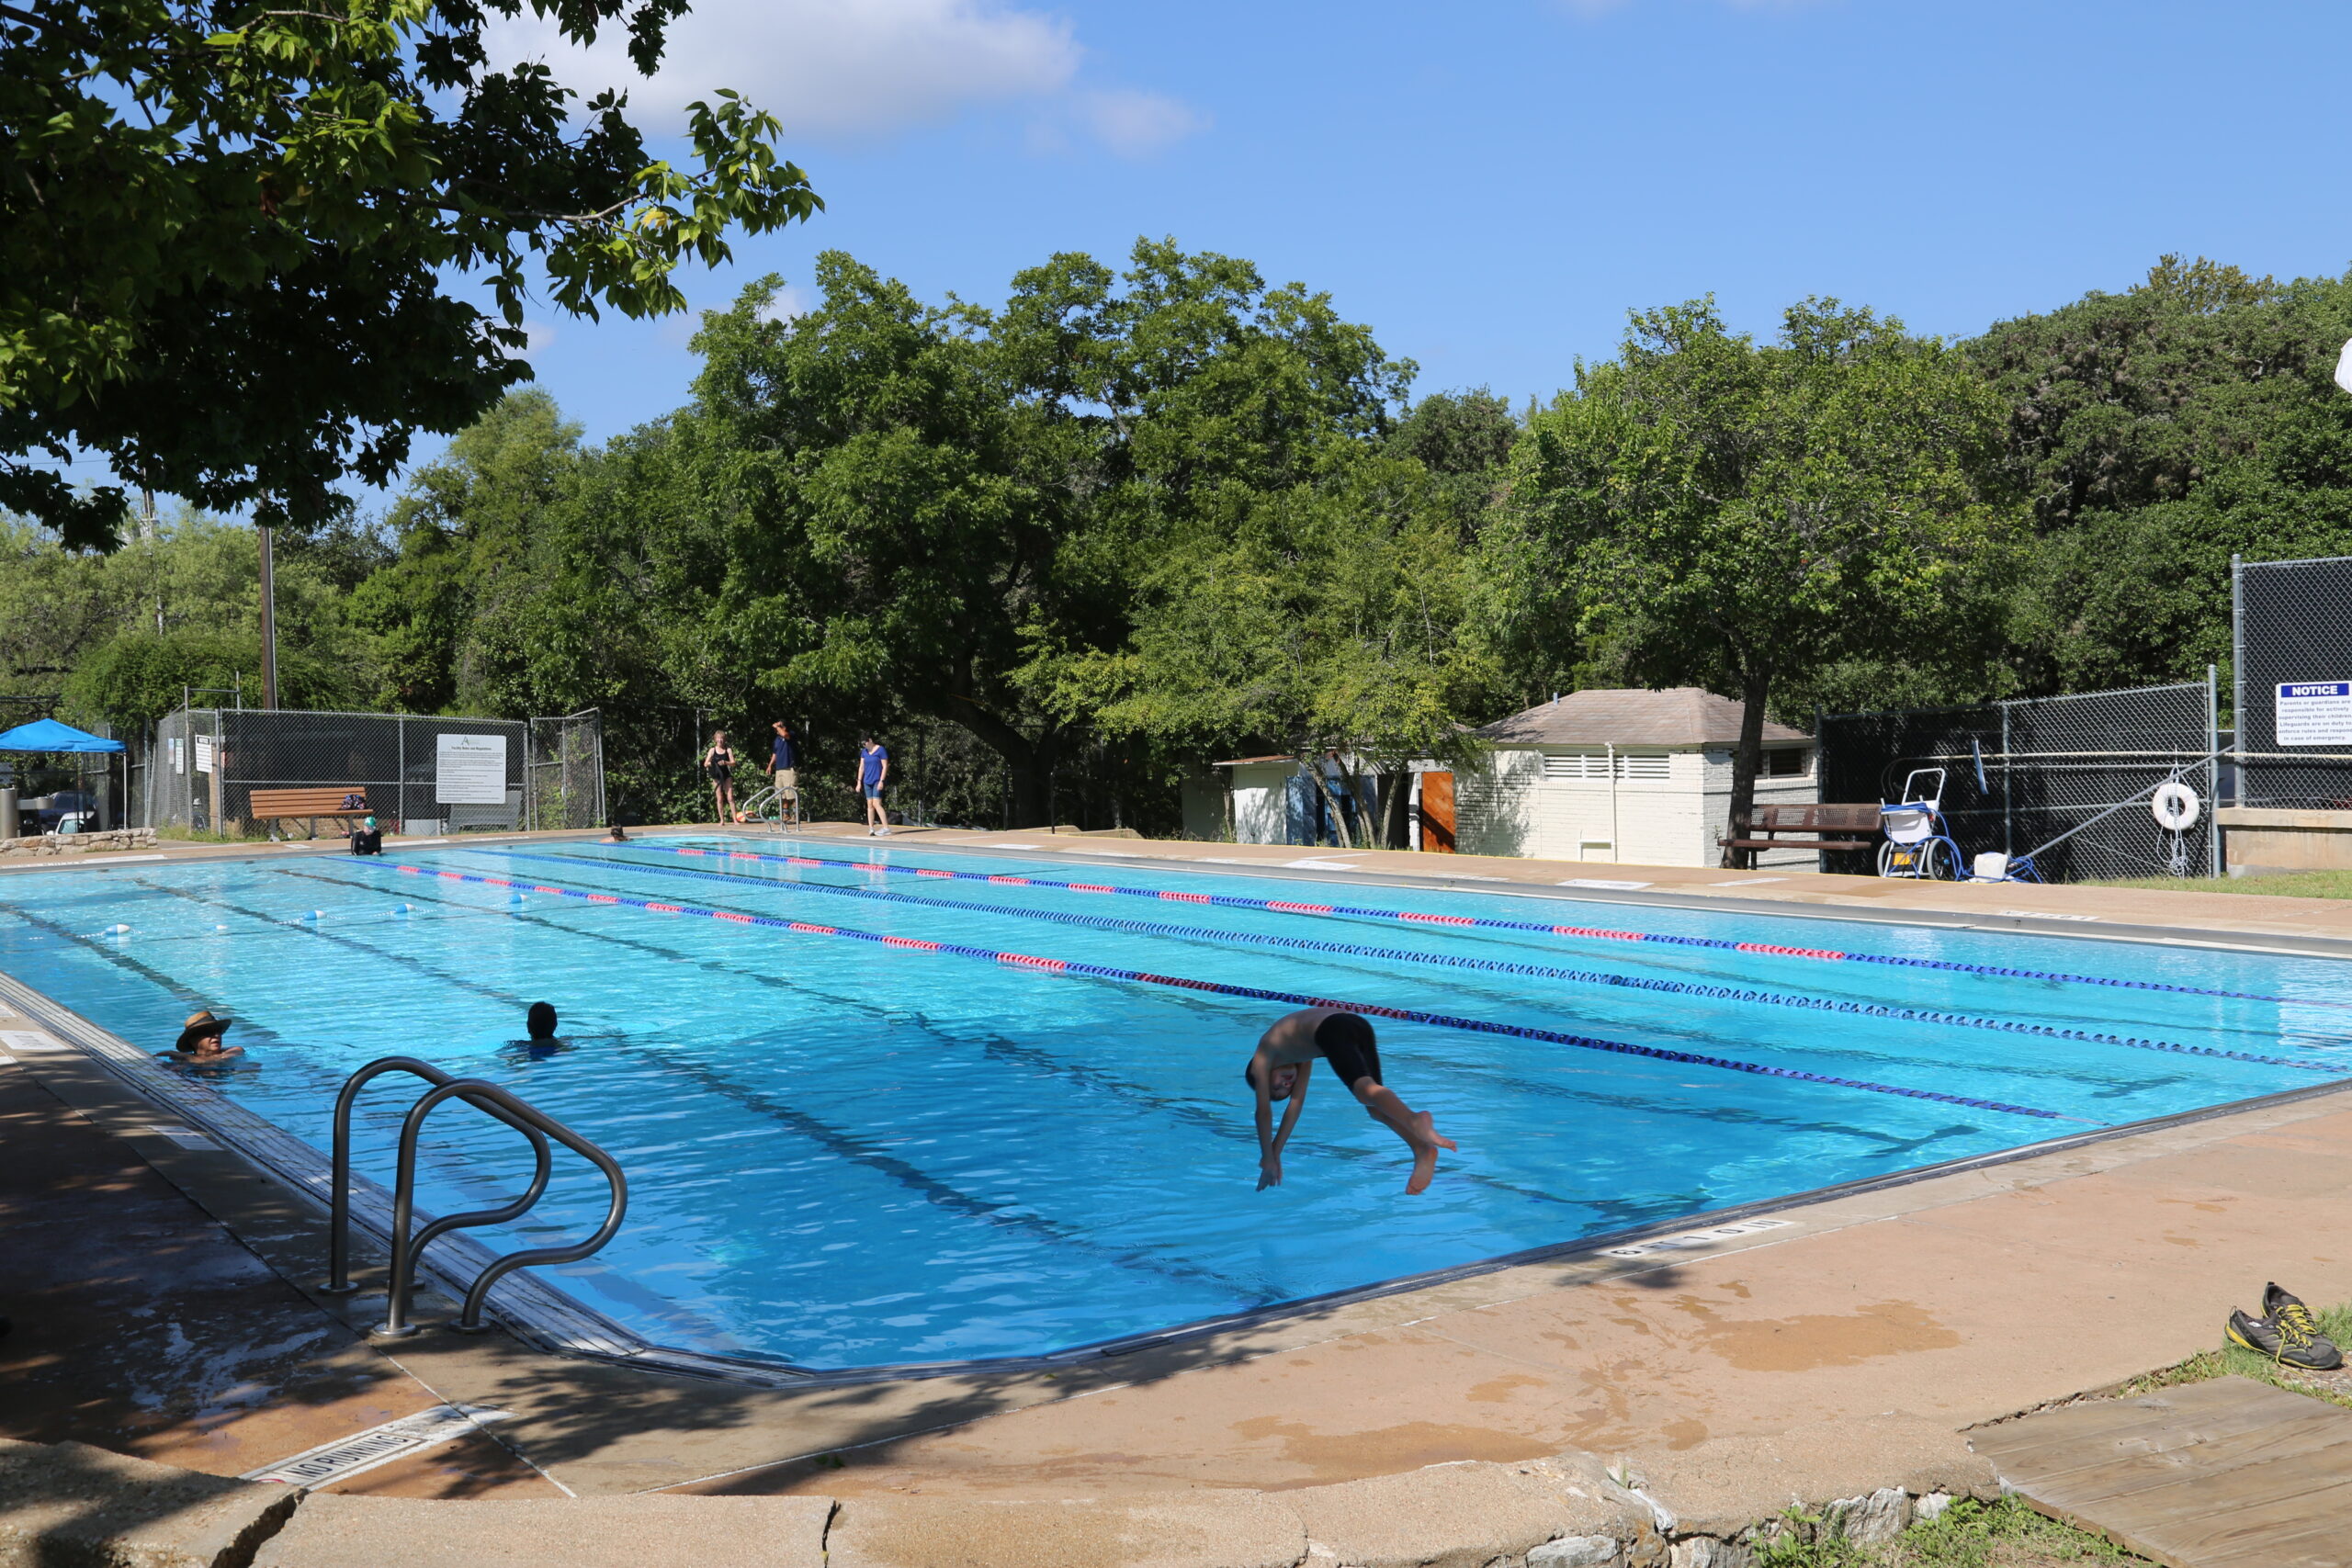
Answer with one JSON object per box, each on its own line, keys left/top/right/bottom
{"left": 248, "top": 787, "right": 372, "bottom": 840}
{"left": 1718, "top": 803, "right": 1882, "bottom": 862}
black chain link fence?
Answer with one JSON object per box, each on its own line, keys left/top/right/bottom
{"left": 147, "top": 708, "right": 603, "bottom": 837}
{"left": 2235, "top": 555, "right": 2352, "bottom": 811}
{"left": 1819, "top": 680, "right": 2218, "bottom": 883}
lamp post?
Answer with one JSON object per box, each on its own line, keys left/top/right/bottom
{"left": 257, "top": 524, "right": 279, "bottom": 710}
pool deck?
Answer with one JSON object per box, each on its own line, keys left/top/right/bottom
{"left": 7, "top": 824, "right": 2352, "bottom": 1512}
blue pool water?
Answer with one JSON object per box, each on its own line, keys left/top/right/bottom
{"left": 5, "top": 836, "right": 2351, "bottom": 1369}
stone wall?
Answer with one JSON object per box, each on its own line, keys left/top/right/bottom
{"left": 0, "top": 828, "right": 159, "bottom": 858}
{"left": 0, "top": 1416, "right": 2004, "bottom": 1568}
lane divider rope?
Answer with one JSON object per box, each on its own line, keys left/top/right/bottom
{"left": 376, "top": 861, "right": 2085, "bottom": 1123}
{"left": 485, "top": 848, "right": 2342, "bottom": 1077}
{"left": 628, "top": 842, "right": 2349, "bottom": 1013}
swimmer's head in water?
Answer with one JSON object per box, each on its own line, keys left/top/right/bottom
{"left": 526, "top": 1001, "right": 558, "bottom": 1040}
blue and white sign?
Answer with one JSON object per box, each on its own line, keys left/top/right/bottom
{"left": 2276, "top": 681, "right": 2352, "bottom": 746}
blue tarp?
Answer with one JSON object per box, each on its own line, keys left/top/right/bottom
{"left": 0, "top": 718, "right": 125, "bottom": 753}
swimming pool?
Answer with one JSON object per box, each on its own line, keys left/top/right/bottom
{"left": 6, "top": 836, "right": 2350, "bottom": 1370}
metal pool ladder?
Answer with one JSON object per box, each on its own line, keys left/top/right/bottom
{"left": 318, "top": 1055, "right": 628, "bottom": 1338}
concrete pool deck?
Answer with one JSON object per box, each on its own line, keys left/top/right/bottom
{"left": 6, "top": 823, "right": 2352, "bottom": 1522}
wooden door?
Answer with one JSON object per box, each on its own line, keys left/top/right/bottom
{"left": 1419, "top": 771, "right": 1455, "bottom": 854}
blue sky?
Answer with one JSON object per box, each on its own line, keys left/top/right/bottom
{"left": 187, "top": 1, "right": 2352, "bottom": 501}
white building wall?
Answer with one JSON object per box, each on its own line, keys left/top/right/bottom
{"left": 1457, "top": 745, "right": 1822, "bottom": 868}
{"left": 1453, "top": 750, "right": 1542, "bottom": 857}
{"left": 1229, "top": 763, "right": 1294, "bottom": 845}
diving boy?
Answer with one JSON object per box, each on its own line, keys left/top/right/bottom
{"left": 1245, "top": 1008, "right": 1455, "bottom": 1194}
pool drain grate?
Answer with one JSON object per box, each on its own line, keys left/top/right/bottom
{"left": 239, "top": 1404, "right": 511, "bottom": 1486}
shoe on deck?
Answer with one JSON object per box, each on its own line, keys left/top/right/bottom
{"left": 2263, "top": 1283, "right": 2345, "bottom": 1370}
{"left": 2227, "top": 1307, "right": 2344, "bottom": 1371}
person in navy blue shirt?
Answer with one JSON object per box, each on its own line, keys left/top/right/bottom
{"left": 768, "top": 721, "right": 800, "bottom": 823}
{"left": 855, "top": 735, "right": 890, "bottom": 836}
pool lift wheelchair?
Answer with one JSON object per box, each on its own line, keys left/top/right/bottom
{"left": 1875, "top": 760, "right": 2211, "bottom": 883}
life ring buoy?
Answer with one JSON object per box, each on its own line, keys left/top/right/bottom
{"left": 2152, "top": 782, "right": 2201, "bottom": 831}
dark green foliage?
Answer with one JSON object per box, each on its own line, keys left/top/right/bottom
{"left": 1970, "top": 256, "right": 2352, "bottom": 699}
{"left": 66, "top": 626, "right": 360, "bottom": 728}
{"left": 3, "top": 0, "right": 820, "bottom": 550}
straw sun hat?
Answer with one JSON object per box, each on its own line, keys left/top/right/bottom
{"left": 174, "top": 1010, "right": 233, "bottom": 1054}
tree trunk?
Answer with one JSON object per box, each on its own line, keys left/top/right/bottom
{"left": 1299, "top": 751, "right": 1355, "bottom": 850}
{"left": 1378, "top": 767, "right": 1412, "bottom": 849}
{"left": 1721, "top": 668, "right": 1771, "bottom": 870}
{"left": 940, "top": 699, "right": 1059, "bottom": 828}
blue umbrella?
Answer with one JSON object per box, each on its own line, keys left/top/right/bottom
{"left": 0, "top": 718, "right": 125, "bottom": 753}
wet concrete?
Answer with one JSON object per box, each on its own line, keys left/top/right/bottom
{"left": 0, "top": 1040, "right": 559, "bottom": 1498}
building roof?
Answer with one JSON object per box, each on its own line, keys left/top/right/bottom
{"left": 1478, "top": 688, "right": 1812, "bottom": 748}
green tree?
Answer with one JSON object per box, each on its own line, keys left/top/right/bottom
{"left": 1505, "top": 298, "right": 2017, "bottom": 863}
{"left": 1967, "top": 256, "right": 2352, "bottom": 694}
{"left": 616, "top": 239, "right": 1411, "bottom": 827}
{"left": 1078, "top": 455, "right": 1497, "bottom": 847}
{"left": 3, "top": 0, "right": 820, "bottom": 550}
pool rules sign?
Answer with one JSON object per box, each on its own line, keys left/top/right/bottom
{"left": 2276, "top": 682, "right": 2352, "bottom": 746}
{"left": 435, "top": 733, "right": 509, "bottom": 804}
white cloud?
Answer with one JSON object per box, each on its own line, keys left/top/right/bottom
{"left": 485, "top": 0, "right": 1197, "bottom": 153}
{"left": 1074, "top": 88, "right": 1207, "bottom": 157}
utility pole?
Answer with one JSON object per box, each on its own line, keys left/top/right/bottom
{"left": 257, "top": 524, "right": 279, "bottom": 709}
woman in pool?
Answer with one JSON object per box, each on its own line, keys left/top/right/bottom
{"left": 1246, "top": 1008, "right": 1454, "bottom": 1194}
{"left": 171, "top": 1010, "right": 243, "bottom": 1063}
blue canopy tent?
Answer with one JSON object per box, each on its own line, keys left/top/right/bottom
{"left": 0, "top": 718, "right": 127, "bottom": 836}
{"left": 0, "top": 718, "right": 126, "bottom": 754}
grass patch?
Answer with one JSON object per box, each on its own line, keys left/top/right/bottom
{"left": 2113, "top": 1297, "right": 2352, "bottom": 1413}
{"left": 2100, "top": 869, "right": 2352, "bottom": 899}
{"left": 1755, "top": 1496, "right": 2137, "bottom": 1566}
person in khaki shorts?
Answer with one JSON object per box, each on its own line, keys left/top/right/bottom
{"left": 768, "top": 721, "right": 800, "bottom": 823}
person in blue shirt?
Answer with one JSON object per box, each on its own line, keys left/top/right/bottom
{"left": 855, "top": 735, "right": 890, "bottom": 836}
{"left": 768, "top": 721, "right": 800, "bottom": 824}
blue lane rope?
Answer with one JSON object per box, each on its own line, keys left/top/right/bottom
{"left": 627, "top": 841, "right": 2352, "bottom": 1014}
{"left": 482, "top": 847, "right": 2346, "bottom": 1077}
{"left": 373, "top": 861, "right": 2087, "bottom": 1123}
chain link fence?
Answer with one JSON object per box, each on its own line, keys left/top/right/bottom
{"left": 526, "top": 711, "right": 605, "bottom": 831}
{"left": 2234, "top": 554, "right": 2352, "bottom": 811}
{"left": 1819, "top": 679, "right": 2218, "bottom": 883}
{"left": 146, "top": 708, "right": 603, "bottom": 837}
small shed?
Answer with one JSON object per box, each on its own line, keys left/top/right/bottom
{"left": 1451, "top": 688, "right": 1820, "bottom": 867}
{"left": 1205, "top": 753, "right": 1398, "bottom": 846}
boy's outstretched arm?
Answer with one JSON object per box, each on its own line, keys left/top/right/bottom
{"left": 1254, "top": 1058, "right": 1310, "bottom": 1190}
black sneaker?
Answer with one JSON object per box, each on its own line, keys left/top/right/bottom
{"left": 2264, "top": 1284, "right": 2344, "bottom": 1370}
{"left": 2227, "top": 1307, "right": 2344, "bottom": 1371}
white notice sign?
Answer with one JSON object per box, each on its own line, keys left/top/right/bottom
{"left": 435, "top": 734, "right": 509, "bottom": 805}
{"left": 2276, "top": 682, "right": 2352, "bottom": 746}
{"left": 193, "top": 735, "right": 215, "bottom": 774}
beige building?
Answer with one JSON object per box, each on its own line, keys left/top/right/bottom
{"left": 1451, "top": 688, "right": 1821, "bottom": 868}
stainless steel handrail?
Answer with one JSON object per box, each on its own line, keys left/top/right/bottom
{"left": 322, "top": 1056, "right": 550, "bottom": 1296}
{"left": 379, "top": 1077, "right": 628, "bottom": 1337}
{"left": 317, "top": 1055, "right": 628, "bottom": 1338}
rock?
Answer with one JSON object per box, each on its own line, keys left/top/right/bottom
{"left": 0, "top": 1436, "right": 297, "bottom": 1568}
{"left": 1624, "top": 1416, "right": 1994, "bottom": 1540}
{"left": 1913, "top": 1492, "right": 1954, "bottom": 1525}
{"left": 1668, "top": 1540, "right": 1754, "bottom": 1568}
{"left": 1529, "top": 1536, "right": 1623, "bottom": 1567}
{"left": 252, "top": 1494, "right": 833, "bottom": 1568}
{"left": 1827, "top": 1487, "right": 1911, "bottom": 1545}
{"left": 827, "top": 1494, "right": 1303, "bottom": 1568}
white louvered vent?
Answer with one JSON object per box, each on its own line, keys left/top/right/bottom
{"left": 1619, "top": 753, "right": 1670, "bottom": 779}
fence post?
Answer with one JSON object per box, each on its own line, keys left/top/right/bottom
{"left": 2206, "top": 663, "right": 2221, "bottom": 877}
{"left": 2229, "top": 553, "right": 2244, "bottom": 778}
